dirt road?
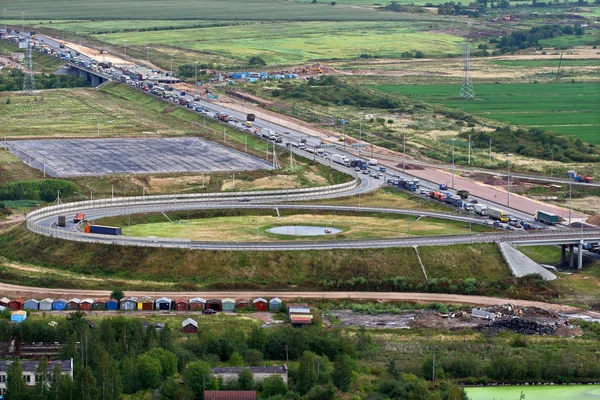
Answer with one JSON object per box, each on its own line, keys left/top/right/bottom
{"left": 0, "top": 281, "right": 578, "bottom": 313}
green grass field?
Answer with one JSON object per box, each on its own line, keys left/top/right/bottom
{"left": 0, "top": 41, "right": 64, "bottom": 73}
{"left": 493, "top": 59, "right": 600, "bottom": 68}
{"left": 96, "top": 21, "right": 464, "bottom": 65}
{"left": 4, "top": 0, "right": 439, "bottom": 20}
{"left": 375, "top": 83, "right": 600, "bottom": 143}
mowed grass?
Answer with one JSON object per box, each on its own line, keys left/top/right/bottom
{"left": 120, "top": 213, "right": 486, "bottom": 241}
{"left": 492, "top": 59, "right": 600, "bottom": 68}
{"left": 375, "top": 83, "right": 600, "bottom": 143}
{"left": 3, "top": 0, "right": 441, "bottom": 20}
{"left": 97, "top": 21, "right": 465, "bottom": 64}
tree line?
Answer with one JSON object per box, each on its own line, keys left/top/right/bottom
{"left": 0, "top": 69, "right": 87, "bottom": 92}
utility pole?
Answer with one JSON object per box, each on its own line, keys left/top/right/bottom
{"left": 359, "top": 121, "right": 362, "bottom": 157}
{"left": 468, "top": 134, "right": 471, "bottom": 165}
{"left": 123, "top": 40, "right": 128, "bottom": 60}
{"left": 403, "top": 127, "right": 406, "bottom": 172}
{"left": 146, "top": 46, "right": 150, "bottom": 65}
{"left": 97, "top": 120, "right": 100, "bottom": 136}
{"left": 169, "top": 54, "right": 174, "bottom": 84}
{"left": 550, "top": 150, "right": 553, "bottom": 178}
{"left": 451, "top": 138, "right": 456, "bottom": 188}
{"left": 507, "top": 155, "right": 511, "bottom": 208}
{"left": 21, "top": 12, "right": 24, "bottom": 36}
{"left": 569, "top": 174, "right": 573, "bottom": 226}
{"left": 3, "top": 9, "right": 6, "bottom": 33}
{"left": 489, "top": 138, "right": 492, "bottom": 165}
{"left": 194, "top": 61, "right": 198, "bottom": 97}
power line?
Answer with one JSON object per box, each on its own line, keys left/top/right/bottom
{"left": 21, "top": 41, "right": 36, "bottom": 94}
{"left": 459, "top": 42, "right": 475, "bottom": 100}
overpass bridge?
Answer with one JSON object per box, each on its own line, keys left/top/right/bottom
{"left": 511, "top": 233, "right": 600, "bottom": 269}
{"left": 67, "top": 63, "right": 111, "bottom": 86}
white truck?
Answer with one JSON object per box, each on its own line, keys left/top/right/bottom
{"left": 316, "top": 148, "right": 325, "bottom": 157}
{"left": 368, "top": 159, "right": 378, "bottom": 166}
{"left": 332, "top": 153, "right": 350, "bottom": 167}
{"left": 473, "top": 204, "right": 488, "bottom": 216}
{"left": 261, "top": 128, "right": 275, "bottom": 139}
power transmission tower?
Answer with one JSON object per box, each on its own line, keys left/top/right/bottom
{"left": 21, "top": 41, "right": 36, "bottom": 95}
{"left": 459, "top": 42, "right": 475, "bottom": 100}
{"left": 289, "top": 147, "right": 297, "bottom": 172}
{"left": 272, "top": 147, "right": 280, "bottom": 170}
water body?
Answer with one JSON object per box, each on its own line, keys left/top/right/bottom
{"left": 267, "top": 225, "right": 342, "bottom": 236}
{"left": 465, "top": 385, "right": 600, "bottom": 400}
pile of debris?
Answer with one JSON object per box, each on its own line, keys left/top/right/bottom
{"left": 479, "top": 318, "right": 556, "bottom": 335}
{"left": 484, "top": 304, "right": 557, "bottom": 319}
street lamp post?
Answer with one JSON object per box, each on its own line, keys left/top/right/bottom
{"left": 506, "top": 155, "right": 512, "bottom": 208}
{"left": 451, "top": 138, "right": 456, "bottom": 188}
{"left": 194, "top": 61, "right": 198, "bottom": 97}
{"left": 403, "top": 127, "right": 407, "bottom": 173}
{"left": 550, "top": 150, "right": 553, "bottom": 178}
{"left": 569, "top": 174, "right": 573, "bottom": 226}
{"left": 123, "top": 40, "right": 128, "bottom": 61}
{"left": 169, "top": 54, "right": 174, "bottom": 84}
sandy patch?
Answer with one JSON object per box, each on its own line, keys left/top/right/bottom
{"left": 570, "top": 198, "right": 600, "bottom": 214}
{"left": 221, "top": 175, "right": 300, "bottom": 191}
{"left": 148, "top": 175, "right": 210, "bottom": 192}
{"left": 64, "top": 41, "right": 134, "bottom": 67}
{"left": 304, "top": 171, "right": 329, "bottom": 185}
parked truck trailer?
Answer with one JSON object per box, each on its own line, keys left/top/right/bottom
{"left": 534, "top": 210, "right": 559, "bottom": 225}
{"left": 473, "top": 204, "right": 487, "bottom": 216}
{"left": 84, "top": 225, "right": 122, "bottom": 235}
{"left": 57, "top": 216, "right": 66, "bottom": 227}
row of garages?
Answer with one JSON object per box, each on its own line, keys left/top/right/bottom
{"left": 0, "top": 296, "right": 284, "bottom": 312}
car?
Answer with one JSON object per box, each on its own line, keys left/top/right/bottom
{"left": 420, "top": 188, "right": 429, "bottom": 195}
{"left": 239, "top": 197, "right": 251, "bottom": 202}
{"left": 362, "top": 169, "right": 370, "bottom": 175}
{"left": 470, "top": 199, "right": 478, "bottom": 204}
{"left": 506, "top": 225, "right": 514, "bottom": 231}
{"left": 355, "top": 167, "right": 361, "bottom": 172}
{"left": 493, "top": 221, "right": 502, "bottom": 228}
{"left": 377, "top": 173, "right": 383, "bottom": 178}
{"left": 283, "top": 131, "right": 290, "bottom": 134}
{"left": 508, "top": 216, "right": 517, "bottom": 223}
{"left": 373, "top": 174, "right": 380, "bottom": 179}
{"left": 203, "top": 309, "right": 217, "bottom": 315}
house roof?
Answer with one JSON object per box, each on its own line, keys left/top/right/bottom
{"left": 80, "top": 299, "right": 94, "bottom": 304}
{"left": 288, "top": 307, "right": 310, "bottom": 314}
{"left": 53, "top": 299, "right": 67, "bottom": 303}
{"left": 175, "top": 299, "right": 188, "bottom": 303}
{"left": 68, "top": 298, "right": 81, "bottom": 303}
{"left": 0, "top": 360, "right": 72, "bottom": 373}
{"left": 235, "top": 299, "right": 249, "bottom": 304}
{"left": 182, "top": 318, "right": 198, "bottom": 328}
{"left": 203, "top": 391, "right": 256, "bottom": 400}
{"left": 25, "top": 299, "right": 39, "bottom": 304}
{"left": 41, "top": 298, "right": 54, "bottom": 303}
{"left": 189, "top": 297, "right": 206, "bottom": 303}
{"left": 212, "top": 366, "right": 286, "bottom": 374}
{"left": 155, "top": 297, "right": 172, "bottom": 303}
{"left": 253, "top": 298, "right": 267, "bottom": 303}
{"left": 0, "top": 297, "right": 10, "bottom": 303}
{"left": 221, "top": 298, "right": 235, "bottom": 303}
{"left": 139, "top": 297, "right": 153, "bottom": 302}
{"left": 269, "top": 297, "right": 282, "bottom": 303}
{"left": 121, "top": 297, "right": 138, "bottom": 303}
{"left": 206, "top": 299, "right": 222, "bottom": 303}
{"left": 9, "top": 299, "right": 24, "bottom": 303}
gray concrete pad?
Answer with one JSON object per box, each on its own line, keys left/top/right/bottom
{"left": 498, "top": 242, "right": 557, "bottom": 281}
{"left": 7, "top": 138, "right": 273, "bottom": 177}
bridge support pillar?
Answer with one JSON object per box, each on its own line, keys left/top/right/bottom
{"left": 578, "top": 241, "right": 583, "bottom": 270}
{"left": 569, "top": 244, "right": 575, "bottom": 268}
{"left": 561, "top": 245, "right": 566, "bottom": 265}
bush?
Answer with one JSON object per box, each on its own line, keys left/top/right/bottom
{"left": 248, "top": 56, "right": 267, "bottom": 66}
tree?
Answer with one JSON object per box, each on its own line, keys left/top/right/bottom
{"left": 159, "top": 377, "right": 180, "bottom": 400}
{"left": 136, "top": 354, "right": 163, "bottom": 390}
{"left": 6, "top": 359, "right": 29, "bottom": 400}
{"left": 96, "top": 350, "right": 122, "bottom": 400}
{"left": 332, "top": 355, "right": 355, "bottom": 392}
{"left": 295, "top": 351, "right": 318, "bottom": 395}
{"left": 49, "top": 363, "right": 74, "bottom": 400}
{"left": 237, "top": 369, "right": 254, "bottom": 390}
{"left": 183, "top": 361, "right": 216, "bottom": 399}
{"left": 248, "top": 56, "right": 267, "bottom": 66}
{"left": 261, "top": 375, "right": 288, "bottom": 398}
{"left": 246, "top": 349, "right": 264, "bottom": 366}
{"left": 121, "top": 355, "right": 138, "bottom": 394}
{"left": 110, "top": 288, "right": 124, "bottom": 301}
{"left": 229, "top": 352, "right": 244, "bottom": 366}
{"left": 74, "top": 367, "right": 98, "bottom": 400}
{"left": 34, "top": 356, "right": 51, "bottom": 400}
{"left": 146, "top": 348, "right": 178, "bottom": 379}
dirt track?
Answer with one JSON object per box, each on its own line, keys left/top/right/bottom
{"left": 0, "top": 282, "right": 579, "bottom": 313}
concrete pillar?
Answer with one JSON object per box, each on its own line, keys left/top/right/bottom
{"left": 569, "top": 244, "right": 575, "bottom": 268}
{"left": 91, "top": 74, "right": 100, "bottom": 86}
{"left": 561, "top": 245, "right": 566, "bottom": 265}
{"left": 578, "top": 242, "right": 583, "bottom": 270}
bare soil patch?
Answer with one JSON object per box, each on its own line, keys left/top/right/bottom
{"left": 221, "top": 175, "right": 300, "bottom": 190}
{"left": 587, "top": 213, "right": 600, "bottom": 227}
{"left": 64, "top": 41, "right": 133, "bottom": 66}
{"left": 148, "top": 175, "right": 210, "bottom": 193}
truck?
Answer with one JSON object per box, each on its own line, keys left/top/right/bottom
{"left": 403, "top": 180, "right": 417, "bottom": 191}
{"left": 332, "top": 154, "right": 350, "bottom": 167}
{"left": 368, "top": 159, "right": 378, "bottom": 166}
{"left": 217, "top": 113, "right": 229, "bottom": 122}
{"left": 534, "top": 210, "right": 559, "bottom": 225}
{"left": 261, "top": 128, "right": 275, "bottom": 139}
{"left": 487, "top": 208, "right": 509, "bottom": 223}
{"left": 473, "top": 204, "right": 488, "bottom": 216}
{"left": 84, "top": 225, "right": 122, "bottom": 236}
{"left": 246, "top": 113, "right": 256, "bottom": 122}
{"left": 449, "top": 195, "right": 463, "bottom": 207}
{"left": 74, "top": 213, "right": 85, "bottom": 223}
{"left": 57, "top": 216, "right": 66, "bottom": 227}
{"left": 457, "top": 190, "right": 470, "bottom": 199}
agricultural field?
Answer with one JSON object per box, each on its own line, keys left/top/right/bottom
{"left": 96, "top": 21, "right": 465, "bottom": 65}
{"left": 111, "top": 211, "right": 489, "bottom": 242}
{"left": 375, "top": 83, "right": 600, "bottom": 143}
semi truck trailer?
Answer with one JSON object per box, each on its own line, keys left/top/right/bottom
{"left": 534, "top": 210, "right": 559, "bottom": 225}
{"left": 332, "top": 154, "right": 350, "bottom": 167}
{"left": 487, "top": 208, "right": 509, "bottom": 223}
{"left": 84, "top": 225, "right": 122, "bottom": 235}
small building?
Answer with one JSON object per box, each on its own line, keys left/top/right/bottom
{"left": 235, "top": 299, "right": 250, "bottom": 310}
{"left": 472, "top": 308, "right": 496, "bottom": 321}
{"left": 182, "top": 318, "right": 198, "bottom": 334}
{"left": 79, "top": 299, "right": 94, "bottom": 311}
{"left": 8, "top": 299, "right": 24, "bottom": 311}
{"left": 23, "top": 299, "right": 40, "bottom": 311}
{"left": 206, "top": 299, "right": 222, "bottom": 311}
{"left": 105, "top": 299, "right": 119, "bottom": 311}
{"left": 0, "top": 297, "right": 10, "bottom": 307}
{"left": 0, "top": 359, "right": 73, "bottom": 392}
{"left": 203, "top": 391, "right": 256, "bottom": 400}
{"left": 0, "top": 305, "right": 6, "bottom": 313}
{"left": 212, "top": 366, "right": 288, "bottom": 384}
{"left": 269, "top": 297, "right": 282, "bottom": 311}
{"left": 39, "top": 298, "right": 54, "bottom": 311}
{"left": 189, "top": 298, "right": 206, "bottom": 311}
{"left": 175, "top": 299, "right": 188, "bottom": 311}
{"left": 138, "top": 297, "right": 154, "bottom": 311}
{"left": 52, "top": 299, "right": 67, "bottom": 311}
{"left": 11, "top": 310, "right": 27, "bottom": 323}
{"left": 286, "top": 303, "right": 308, "bottom": 311}
{"left": 222, "top": 298, "right": 235, "bottom": 312}
{"left": 290, "top": 314, "right": 313, "bottom": 328}
{"left": 119, "top": 297, "right": 138, "bottom": 311}
{"left": 92, "top": 300, "right": 106, "bottom": 310}
{"left": 288, "top": 307, "right": 310, "bottom": 317}
{"left": 253, "top": 298, "right": 268, "bottom": 312}
{"left": 66, "top": 298, "right": 80, "bottom": 310}
{"left": 155, "top": 297, "right": 172, "bottom": 311}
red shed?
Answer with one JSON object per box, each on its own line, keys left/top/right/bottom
{"left": 235, "top": 298, "right": 250, "bottom": 310}
{"left": 79, "top": 299, "right": 94, "bottom": 311}
{"left": 175, "top": 299, "right": 188, "bottom": 311}
{"left": 8, "top": 299, "right": 24, "bottom": 311}
{"left": 182, "top": 318, "right": 198, "bottom": 334}
{"left": 252, "top": 298, "right": 268, "bottom": 312}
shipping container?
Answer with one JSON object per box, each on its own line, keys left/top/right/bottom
{"left": 85, "top": 225, "right": 122, "bottom": 235}
{"left": 57, "top": 215, "right": 66, "bottom": 227}
{"left": 534, "top": 210, "right": 559, "bottom": 225}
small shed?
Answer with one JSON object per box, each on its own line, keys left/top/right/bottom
{"left": 11, "top": 310, "right": 27, "bottom": 323}
{"left": 175, "top": 299, "right": 188, "bottom": 311}
{"left": 23, "top": 299, "right": 40, "bottom": 311}
{"left": 155, "top": 297, "right": 172, "bottom": 311}
{"left": 138, "top": 297, "right": 154, "bottom": 311}
{"left": 269, "top": 297, "right": 282, "bottom": 311}
{"left": 79, "top": 299, "right": 94, "bottom": 311}
{"left": 8, "top": 299, "right": 24, "bottom": 311}
{"left": 106, "top": 299, "right": 119, "bottom": 311}
{"left": 222, "top": 298, "right": 235, "bottom": 312}
{"left": 288, "top": 307, "right": 310, "bottom": 317}
{"left": 235, "top": 299, "right": 250, "bottom": 310}
{"left": 206, "top": 299, "right": 222, "bottom": 311}
{"left": 189, "top": 298, "right": 206, "bottom": 311}
{"left": 120, "top": 297, "right": 138, "bottom": 311}
{"left": 0, "top": 305, "right": 5, "bottom": 312}
{"left": 67, "top": 298, "right": 81, "bottom": 310}
{"left": 291, "top": 314, "right": 313, "bottom": 328}
{"left": 52, "top": 299, "right": 67, "bottom": 311}
{"left": 39, "top": 298, "right": 54, "bottom": 311}
{"left": 203, "top": 391, "right": 256, "bottom": 400}
{"left": 253, "top": 298, "right": 268, "bottom": 312}
{"left": 92, "top": 300, "right": 106, "bottom": 310}
{"left": 182, "top": 318, "right": 198, "bottom": 334}
{"left": 0, "top": 297, "right": 10, "bottom": 307}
